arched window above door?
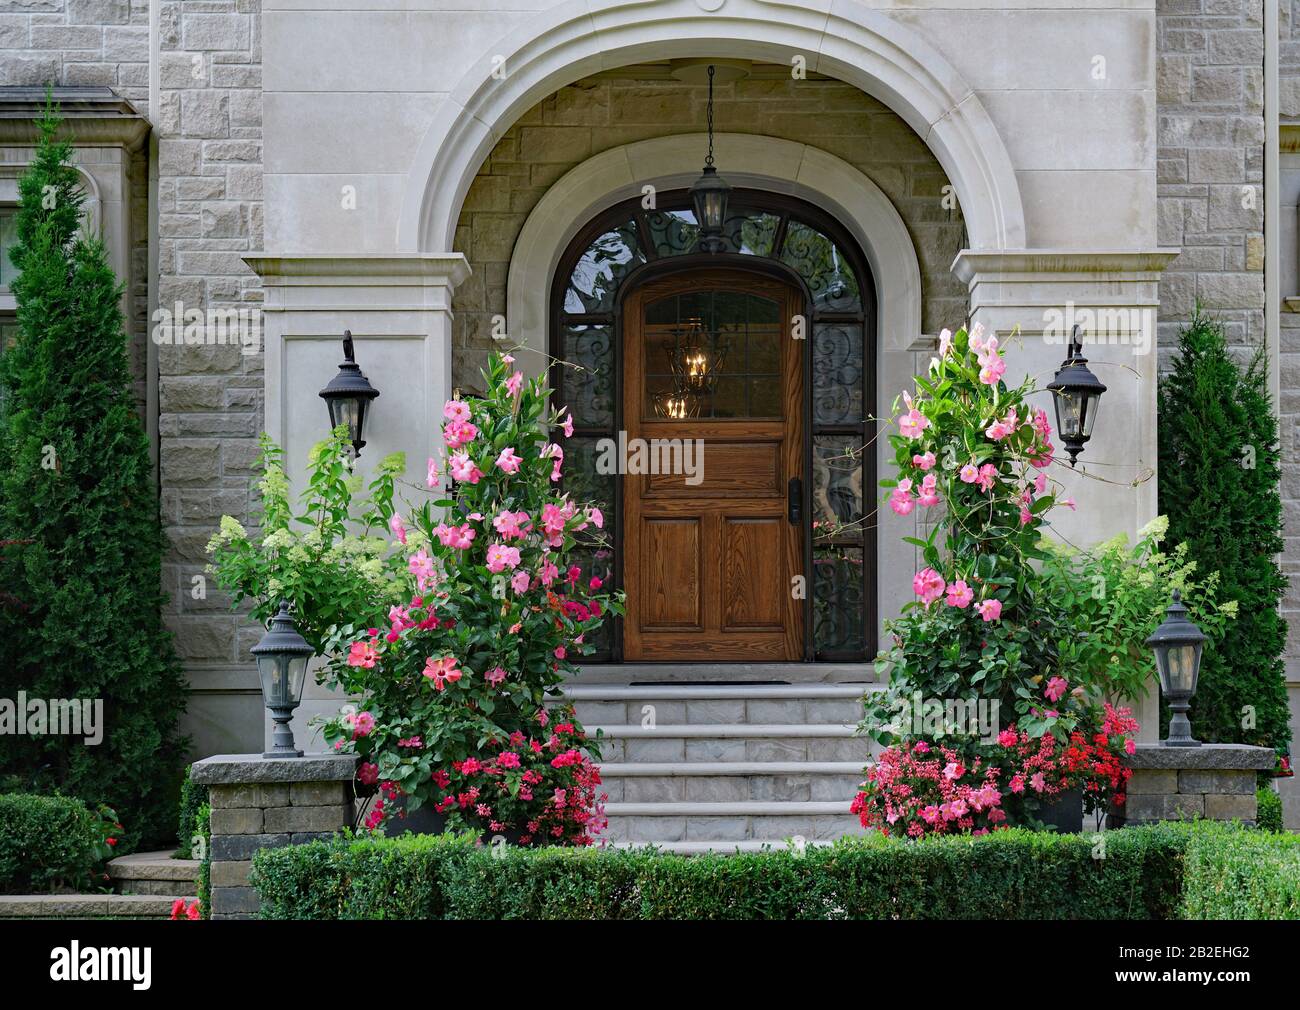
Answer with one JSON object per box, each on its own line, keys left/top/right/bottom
{"left": 550, "top": 189, "right": 876, "bottom": 663}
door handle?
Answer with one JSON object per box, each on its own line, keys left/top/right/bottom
{"left": 787, "top": 477, "right": 803, "bottom": 525}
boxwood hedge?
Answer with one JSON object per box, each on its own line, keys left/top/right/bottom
{"left": 248, "top": 821, "right": 1297, "bottom": 920}
{"left": 0, "top": 792, "right": 103, "bottom": 894}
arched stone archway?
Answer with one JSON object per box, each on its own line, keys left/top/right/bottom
{"left": 398, "top": 0, "right": 1026, "bottom": 255}
{"left": 505, "top": 133, "right": 925, "bottom": 363}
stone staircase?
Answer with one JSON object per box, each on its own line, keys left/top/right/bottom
{"left": 107, "top": 849, "right": 200, "bottom": 900}
{"left": 564, "top": 676, "right": 880, "bottom": 852}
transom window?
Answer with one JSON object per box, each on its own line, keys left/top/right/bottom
{"left": 550, "top": 189, "right": 876, "bottom": 662}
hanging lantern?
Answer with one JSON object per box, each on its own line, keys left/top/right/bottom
{"left": 690, "top": 64, "right": 731, "bottom": 254}
{"left": 669, "top": 317, "right": 726, "bottom": 395}
{"left": 1046, "top": 324, "right": 1106, "bottom": 467}
{"left": 319, "top": 330, "right": 380, "bottom": 456}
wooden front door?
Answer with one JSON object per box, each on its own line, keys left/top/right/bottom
{"left": 623, "top": 268, "right": 804, "bottom": 661}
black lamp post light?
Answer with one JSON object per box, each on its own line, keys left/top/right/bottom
{"left": 1046, "top": 324, "right": 1107, "bottom": 467}
{"left": 690, "top": 64, "right": 731, "bottom": 254}
{"left": 1146, "top": 590, "right": 1207, "bottom": 747}
{"left": 319, "top": 330, "right": 380, "bottom": 457}
{"left": 251, "top": 601, "right": 314, "bottom": 759}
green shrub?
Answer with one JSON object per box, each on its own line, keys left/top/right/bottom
{"left": 0, "top": 792, "right": 102, "bottom": 893}
{"left": 1181, "top": 824, "right": 1300, "bottom": 920}
{"left": 1256, "top": 786, "right": 1283, "bottom": 834}
{"left": 1158, "top": 310, "right": 1291, "bottom": 754}
{"left": 194, "top": 802, "right": 210, "bottom": 920}
{"left": 0, "top": 99, "right": 187, "bottom": 850}
{"left": 253, "top": 823, "right": 1251, "bottom": 920}
{"left": 250, "top": 831, "right": 477, "bottom": 920}
{"left": 175, "top": 769, "right": 209, "bottom": 859}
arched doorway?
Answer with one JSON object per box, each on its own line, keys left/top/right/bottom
{"left": 550, "top": 189, "right": 876, "bottom": 664}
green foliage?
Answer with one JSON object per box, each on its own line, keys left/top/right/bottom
{"left": 194, "top": 802, "right": 210, "bottom": 919}
{"left": 1256, "top": 786, "right": 1283, "bottom": 834}
{"left": 207, "top": 428, "right": 406, "bottom": 653}
{"left": 175, "top": 767, "right": 209, "bottom": 860}
{"left": 0, "top": 792, "right": 105, "bottom": 893}
{"left": 1181, "top": 823, "right": 1300, "bottom": 919}
{"left": 0, "top": 99, "right": 187, "bottom": 850}
{"left": 870, "top": 326, "right": 1101, "bottom": 753}
{"left": 1038, "top": 516, "right": 1235, "bottom": 704}
{"left": 251, "top": 822, "right": 1300, "bottom": 920}
{"left": 1158, "top": 309, "right": 1290, "bottom": 753}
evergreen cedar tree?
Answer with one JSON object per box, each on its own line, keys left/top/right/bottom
{"left": 0, "top": 101, "right": 187, "bottom": 849}
{"left": 1157, "top": 308, "right": 1291, "bottom": 759}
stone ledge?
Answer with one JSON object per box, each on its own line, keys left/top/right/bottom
{"left": 1125, "top": 743, "right": 1275, "bottom": 771}
{"left": 0, "top": 894, "right": 196, "bottom": 919}
{"left": 191, "top": 753, "right": 355, "bottom": 785}
{"left": 106, "top": 850, "right": 201, "bottom": 882}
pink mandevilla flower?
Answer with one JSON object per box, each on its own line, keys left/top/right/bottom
{"left": 495, "top": 447, "right": 522, "bottom": 474}
{"left": 912, "top": 567, "right": 945, "bottom": 605}
{"left": 945, "top": 579, "right": 974, "bottom": 609}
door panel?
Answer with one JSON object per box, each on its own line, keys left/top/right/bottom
{"left": 722, "top": 518, "right": 786, "bottom": 631}
{"left": 623, "top": 269, "right": 804, "bottom": 661}
{"left": 640, "top": 519, "right": 702, "bottom": 630}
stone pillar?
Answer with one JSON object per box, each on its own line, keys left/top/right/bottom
{"left": 1111, "top": 743, "right": 1275, "bottom": 827}
{"left": 242, "top": 252, "right": 470, "bottom": 747}
{"left": 191, "top": 753, "right": 356, "bottom": 920}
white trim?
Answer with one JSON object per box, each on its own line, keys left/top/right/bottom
{"left": 505, "top": 133, "right": 923, "bottom": 365}
{"left": 398, "top": 0, "right": 1025, "bottom": 255}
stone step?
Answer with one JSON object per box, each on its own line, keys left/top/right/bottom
{"left": 571, "top": 662, "right": 873, "bottom": 685}
{"left": 107, "top": 849, "right": 201, "bottom": 896}
{"left": 568, "top": 686, "right": 868, "bottom": 728}
{"left": 601, "top": 799, "right": 866, "bottom": 843}
{"left": 598, "top": 761, "right": 864, "bottom": 803}
{"left": 590, "top": 723, "right": 868, "bottom": 764}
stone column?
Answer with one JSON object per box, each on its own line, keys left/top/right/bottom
{"left": 191, "top": 753, "right": 356, "bottom": 920}
{"left": 1111, "top": 743, "right": 1275, "bottom": 827}
{"left": 242, "top": 252, "right": 470, "bottom": 747}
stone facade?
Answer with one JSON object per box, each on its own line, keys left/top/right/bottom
{"left": 0, "top": 0, "right": 149, "bottom": 104}
{"left": 154, "top": 0, "right": 265, "bottom": 705}
{"left": 449, "top": 70, "right": 967, "bottom": 384}
{"left": 0, "top": 0, "right": 1293, "bottom": 823}
{"left": 1156, "top": 0, "right": 1265, "bottom": 358}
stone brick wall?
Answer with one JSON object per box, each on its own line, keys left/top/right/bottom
{"left": 0, "top": 0, "right": 149, "bottom": 104}
{"left": 1156, "top": 0, "right": 1265, "bottom": 360}
{"left": 154, "top": 0, "right": 265, "bottom": 690}
{"left": 449, "top": 70, "right": 967, "bottom": 386}
{"left": 1111, "top": 743, "right": 1274, "bottom": 826}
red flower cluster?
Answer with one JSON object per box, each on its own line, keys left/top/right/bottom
{"left": 427, "top": 714, "right": 606, "bottom": 846}
{"left": 853, "top": 705, "right": 1140, "bottom": 837}
{"left": 851, "top": 741, "right": 1008, "bottom": 839}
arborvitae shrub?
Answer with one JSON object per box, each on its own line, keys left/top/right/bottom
{"left": 0, "top": 102, "right": 187, "bottom": 849}
{"left": 1157, "top": 309, "right": 1290, "bottom": 757}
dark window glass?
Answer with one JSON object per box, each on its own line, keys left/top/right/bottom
{"left": 781, "top": 219, "right": 860, "bottom": 313}
{"left": 814, "top": 546, "right": 865, "bottom": 656}
{"left": 812, "top": 323, "right": 864, "bottom": 425}
{"left": 559, "top": 324, "right": 615, "bottom": 429}
{"left": 564, "top": 220, "right": 644, "bottom": 314}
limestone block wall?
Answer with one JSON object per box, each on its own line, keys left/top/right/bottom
{"left": 447, "top": 71, "right": 967, "bottom": 388}
{"left": 153, "top": 0, "right": 267, "bottom": 756}
{"left": 1156, "top": 0, "right": 1266, "bottom": 357}
{"left": 0, "top": 0, "right": 149, "bottom": 103}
